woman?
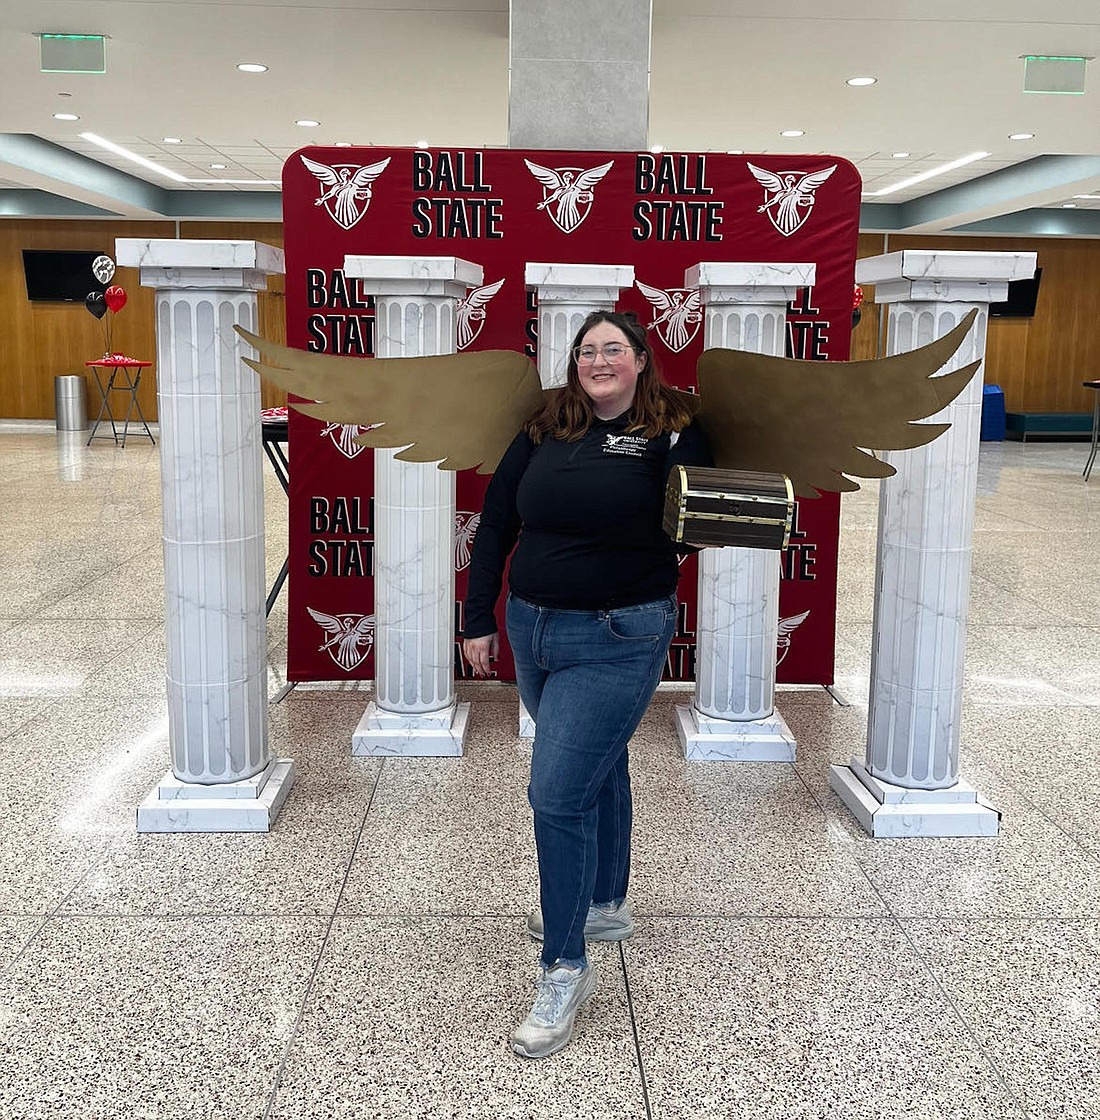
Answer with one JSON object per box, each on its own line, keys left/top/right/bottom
{"left": 462, "top": 310, "right": 711, "bottom": 1060}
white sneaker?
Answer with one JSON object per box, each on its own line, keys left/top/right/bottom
{"left": 526, "top": 900, "right": 634, "bottom": 942}
{"left": 510, "top": 963, "right": 598, "bottom": 1060}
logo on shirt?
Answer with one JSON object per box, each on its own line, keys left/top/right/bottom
{"left": 601, "top": 433, "right": 649, "bottom": 458}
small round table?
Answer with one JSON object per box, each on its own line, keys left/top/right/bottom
{"left": 86, "top": 356, "right": 155, "bottom": 448}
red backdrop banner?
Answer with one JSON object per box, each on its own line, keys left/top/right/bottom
{"left": 281, "top": 147, "right": 861, "bottom": 685}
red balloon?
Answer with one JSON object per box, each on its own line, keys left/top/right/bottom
{"left": 104, "top": 285, "right": 127, "bottom": 313}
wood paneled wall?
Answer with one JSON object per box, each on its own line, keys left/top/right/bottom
{"left": 854, "top": 233, "right": 1100, "bottom": 414}
{"left": 0, "top": 219, "right": 287, "bottom": 422}
{"left": 2, "top": 219, "right": 1098, "bottom": 420}
{"left": 0, "top": 219, "right": 173, "bottom": 420}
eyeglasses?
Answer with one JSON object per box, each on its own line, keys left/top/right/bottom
{"left": 572, "top": 343, "right": 636, "bottom": 363}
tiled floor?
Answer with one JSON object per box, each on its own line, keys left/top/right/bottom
{"left": 0, "top": 427, "right": 1097, "bottom": 1120}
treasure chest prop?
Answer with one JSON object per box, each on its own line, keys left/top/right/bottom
{"left": 663, "top": 466, "right": 795, "bottom": 550}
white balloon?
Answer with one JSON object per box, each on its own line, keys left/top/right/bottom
{"left": 92, "top": 255, "right": 115, "bottom": 284}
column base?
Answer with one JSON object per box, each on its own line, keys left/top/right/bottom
{"left": 136, "top": 759, "right": 296, "bottom": 833}
{"left": 352, "top": 700, "right": 470, "bottom": 757}
{"left": 675, "top": 705, "right": 796, "bottom": 762}
{"left": 829, "top": 757, "right": 1001, "bottom": 837}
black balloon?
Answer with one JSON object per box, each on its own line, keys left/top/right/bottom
{"left": 85, "top": 291, "right": 108, "bottom": 320}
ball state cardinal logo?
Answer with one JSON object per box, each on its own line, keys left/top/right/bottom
{"left": 636, "top": 281, "right": 703, "bottom": 353}
{"left": 307, "top": 607, "right": 375, "bottom": 672}
{"left": 454, "top": 511, "right": 481, "bottom": 571}
{"left": 301, "top": 155, "right": 391, "bottom": 231}
{"left": 524, "top": 159, "right": 614, "bottom": 234}
{"left": 747, "top": 163, "right": 836, "bottom": 237}
{"left": 776, "top": 610, "right": 810, "bottom": 665}
{"left": 456, "top": 279, "right": 504, "bottom": 350}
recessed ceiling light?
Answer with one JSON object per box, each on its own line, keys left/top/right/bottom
{"left": 1009, "top": 132, "right": 1035, "bottom": 141}
{"left": 334, "top": 142, "right": 352, "bottom": 147}
{"left": 1062, "top": 203, "right": 1078, "bottom": 208}
{"left": 780, "top": 129, "right": 805, "bottom": 138}
{"left": 416, "top": 139, "right": 429, "bottom": 148}
{"left": 162, "top": 137, "right": 182, "bottom": 144}
{"left": 863, "top": 151, "right": 991, "bottom": 197}
{"left": 727, "top": 149, "right": 744, "bottom": 155}
{"left": 296, "top": 119, "right": 320, "bottom": 127}
{"left": 53, "top": 113, "right": 79, "bottom": 121}
{"left": 1073, "top": 194, "right": 1100, "bottom": 200}
{"left": 650, "top": 145, "right": 664, "bottom": 154}
{"left": 210, "top": 163, "right": 226, "bottom": 169}
{"left": 892, "top": 151, "right": 910, "bottom": 158}
{"left": 237, "top": 63, "right": 268, "bottom": 73}
{"left": 846, "top": 76, "right": 877, "bottom": 86}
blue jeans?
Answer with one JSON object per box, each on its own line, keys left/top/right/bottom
{"left": 506, "top": 592, "right": 677, "bottom": 969}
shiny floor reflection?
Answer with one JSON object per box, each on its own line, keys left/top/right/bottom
{"left": 0, "top": 429, "right": 1097, "bottom": 1120}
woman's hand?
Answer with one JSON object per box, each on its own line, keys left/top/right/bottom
{"left": 462, "top": 633, "right": 499, "bottom": 678}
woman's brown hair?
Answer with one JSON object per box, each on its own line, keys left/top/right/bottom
{"left": 524, "top": 310, "right": 696, "bottom": 443}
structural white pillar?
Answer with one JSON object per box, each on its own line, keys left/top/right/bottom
{"left": 830, "top": 249, "right": 1036, "bottom": 837}
{"left": 115, "top": 238, "right": 295, "bottom": 832}
{"left": 344, "top": 256, "right": 482, "bottom": 756}
{"left": 674, "top": 262, "right": 816, "bottom": 762}
{"left": 516, "top": 263, "right": 635, "bottom": 736}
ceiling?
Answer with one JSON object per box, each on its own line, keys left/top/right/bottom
{"left": 1, "top": 0, "right": 1098, "bottom": 235}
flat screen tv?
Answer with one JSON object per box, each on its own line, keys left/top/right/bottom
{"left": 989, "top": 267, "right": 1042, "bottom": 318}
{"left": 22, "top": 249, "right": 108, "bottom": 303}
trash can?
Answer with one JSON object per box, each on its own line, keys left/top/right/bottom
{"left": 980, "top": 384, "right": 1006, "bottom": 442}
{"left": 54, "top": 374, "right": 88, "bottom": 431}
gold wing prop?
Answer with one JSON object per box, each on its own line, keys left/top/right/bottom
{"left": 238, "top": 310, "right": 977, "bottom": 493}
{"left": 694, "top": 310, "right": 981, "bottom": 497}
{"left": 236, "top": 328, "right": 544, "bottom": 474}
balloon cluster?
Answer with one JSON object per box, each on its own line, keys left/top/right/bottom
{"left": 84, "top": 256, "right": 128, "bottom": 353}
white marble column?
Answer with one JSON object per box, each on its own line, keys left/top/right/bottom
{"left": 830, "top": 249, "right": 1036, "bottom": 837}
{"left": 525, "top": 263, "right": 635, "bottom": 387}
{"left": 114, "top": 238, "right": 295, "bottom": 832}
{"left": 344, "top": 256, "right": 482, "bottom": 756}
{"left": 516, "top": 263, "right": 635, "bottom": 736}
{"left": 674, "top": 262, "right": 816, "bottom": 762}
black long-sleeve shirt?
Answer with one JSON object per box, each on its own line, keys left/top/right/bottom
{"left": 462, "top": 415, "right": 712, "bottom": 639}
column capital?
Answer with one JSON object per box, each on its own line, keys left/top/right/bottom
{"left": 525, "top": 262, "right": 634, "bottom": 304}
{"left": 856, "top": 249, "right": 1037, "bottom": 305}
{"left": 685, "top": 261, "right": 815, "bottom": 304}
{"left": 115, "top": 239, "right": 284, "bottom": 291}
{"left": 343, "top": 255, "right": 482, "bottom": 299}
